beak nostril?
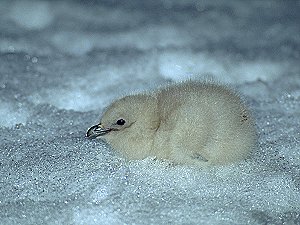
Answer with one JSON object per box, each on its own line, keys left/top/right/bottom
{"left": 98, "top": 124, "right": 105, "bottom": 129}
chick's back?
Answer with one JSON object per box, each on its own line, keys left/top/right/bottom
{"left": 152, "top": 82, "right": 256, "bottom": 165}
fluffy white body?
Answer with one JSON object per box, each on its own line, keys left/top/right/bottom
{"left": 86, "top": 81, "right": 257, "bottom": 166}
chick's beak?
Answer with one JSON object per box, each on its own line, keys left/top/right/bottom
{"left": 86, "top": 123, "right": 111, "bottom": 139}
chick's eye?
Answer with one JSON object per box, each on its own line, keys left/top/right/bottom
{"left": 116, "top": 119, "right": 126, "bottom": 126}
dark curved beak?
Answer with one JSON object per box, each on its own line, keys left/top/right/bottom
{"left": 86, "top": 124, "right": 111, "bottom": 139}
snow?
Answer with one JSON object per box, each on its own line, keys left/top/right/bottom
{"left": 0, "top": 101, "right": 29, "bottom": 127}
{"left": 9, "top": 0, "right": 53, "bottom": 30}
{"left": 158, "top": 50, "right": 294, "bottom": 83}
{"left": 0, "top": 0, "right": 300, "bottom": 224}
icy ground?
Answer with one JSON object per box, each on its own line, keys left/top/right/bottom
{"left": 0, "top": 0, "right": 300, "bottom": 224}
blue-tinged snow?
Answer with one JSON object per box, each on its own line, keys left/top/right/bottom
{"left": 0, "top": 1, "right": 299, "bottom": 225}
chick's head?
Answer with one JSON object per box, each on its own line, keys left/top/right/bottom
{"left": 86, "top": 94, "right": 158, "bottom": 139}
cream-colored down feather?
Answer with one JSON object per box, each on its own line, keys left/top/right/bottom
{"left": 86, "top": 81, "right": 257, "bottom": 166}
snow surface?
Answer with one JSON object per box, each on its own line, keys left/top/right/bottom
{"left": 0, "top": 0, "right": 300, "bottom": 224}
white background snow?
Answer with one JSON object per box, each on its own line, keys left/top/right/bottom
{"left": 0, "top": 0, "right": 300, "bottom": 224}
